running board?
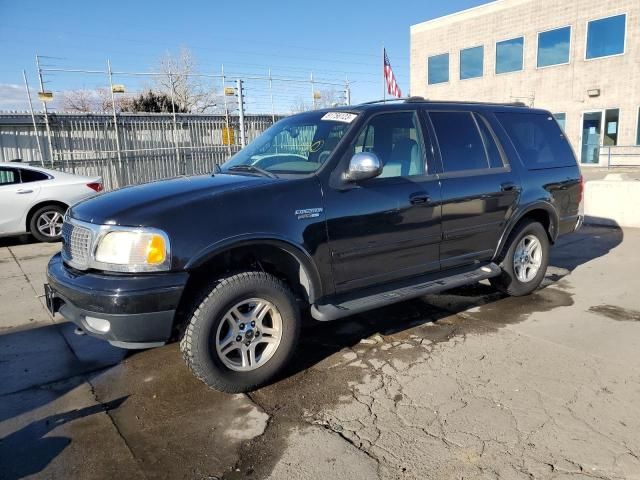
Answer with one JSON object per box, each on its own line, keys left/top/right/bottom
{"left": 311, "top": 263, "right": 501, "bottom": 322}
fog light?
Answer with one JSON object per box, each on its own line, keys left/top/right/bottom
{"left": 85, "top": 316, "right": 111, "bottom": 333}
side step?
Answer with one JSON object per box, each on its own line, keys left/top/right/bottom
{"left": 311, "top": 262, "right": 501, "bottom": 322}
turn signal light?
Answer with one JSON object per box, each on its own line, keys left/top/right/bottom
{"left": 146, "top": 235, "right": 166, "bottom": 265}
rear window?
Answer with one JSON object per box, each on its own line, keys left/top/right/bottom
{"left": 20, "top": 168, "right": 49, "bottom": 183}
{"left": 497, "top": 112, "right": 576, "bottom": 169}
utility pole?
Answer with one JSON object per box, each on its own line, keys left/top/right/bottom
{"left": 237, "top": 79, "right": 246, "bottom": 147}
{"left": 36, "top": 55, "right": 54, "bottom": 166}
{"left": 107, "top": 59, "right": 126, "bottom": 184}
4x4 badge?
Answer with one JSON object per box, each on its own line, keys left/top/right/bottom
{"left": 295, "top": 208, "right": 323, "bottom": 220}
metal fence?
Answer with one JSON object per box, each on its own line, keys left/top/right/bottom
{"left": 597, "top": 145, "right": 640, "bottom": 168}
{"left": 0, "top": 112, "right": 281, "bottom": 190}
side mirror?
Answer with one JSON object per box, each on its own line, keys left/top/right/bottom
{"left": 344, "top": 152, "right": 383, "bottom": 182}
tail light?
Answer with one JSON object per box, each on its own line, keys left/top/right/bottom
{"left": 87, "top": 182, "right": 103, "bottom": 192}
{"left": 579, "top": 175, "right": 584, "bottom": 203}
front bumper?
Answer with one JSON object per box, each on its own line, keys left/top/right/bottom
{"left": 46, "top": 252, "right": 188, "bottom": 349}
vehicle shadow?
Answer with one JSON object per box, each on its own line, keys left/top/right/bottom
{"left": 0, "top": 234, "right": 50, "bottom": 248}
{"left": 0, "top": 396, "right": 128, "bottom": 480}
{"left": 280, "top": 224, "right": 623, "bottom": 381}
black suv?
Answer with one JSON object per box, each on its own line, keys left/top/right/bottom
{"left": 46, "top": 99, "right": 583, "bottom": 392}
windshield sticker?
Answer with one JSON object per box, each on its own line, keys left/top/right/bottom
{"left": 321, "top": 112, "right": 357, "bottom": 123}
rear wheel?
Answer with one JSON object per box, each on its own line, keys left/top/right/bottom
{"left": 490, "top": 220, "right": 549, "bottom": 296}
{"left": 30, "top": 205, "right": 66, "bottom": 242}
{"left": 180, "top": 271, "right": 301, "bottom": 393}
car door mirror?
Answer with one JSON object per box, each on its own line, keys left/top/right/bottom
{"left": 344, "top": 152, "right": 383, "bottom": 182}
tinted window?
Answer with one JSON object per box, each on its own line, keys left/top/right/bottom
{"left": 586, "top": 14, "right": 626, "bottom": 59}
{"left": 430, "top": 112, "right": 489, "bottom": 172}
{"left": 538, "top": 26, "right": 571, "bottom": 67}
{"left": 352, "top": 112, "right": 426, "bottom": 178}
{"left": 20, "top": 168, "right": 49, "bottom": 183}
{"left": 0, "top": 167, "right": 19, "bottom": 185}
{"left": 460, "top": 46, "right": 483, "bottom": 79}
{"left": 497, "top": 112, "right": 576, "bottom": 169}
{"left": 496, "top": 37, "right": 524, "bottom": 74}
{"left": 428, "top": 53, "right": 449, "bottom": 85}
{"left": 475, "top": 114, "right": 505, "bottom": 169}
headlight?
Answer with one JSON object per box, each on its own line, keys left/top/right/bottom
{"left": 93, "top": 229, "right": 171, "bottom": 272}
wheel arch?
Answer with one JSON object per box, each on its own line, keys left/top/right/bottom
{"left": 493, "top": 203, "right": 558, "bottom": 260}
{"left": 184, "top": 236, "right": 323, "bottom": 304}
{"left": 26, "top": 200, "right": 69, "bottom": 233}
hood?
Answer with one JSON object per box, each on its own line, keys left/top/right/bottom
{"left": 69, "top": 173, "right": 275, "bottom": 226}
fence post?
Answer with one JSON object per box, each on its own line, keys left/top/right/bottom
{"left": 310, "top": 72, "right": 316, "bottom": 109}
{"left": 107, "top": 59, "right": 125, "bottom": 187}
{"left": 36, "top": 55, "right": 55, "bottom": 167}
{"left": 345, "top": 79, "right": 351, "bottom": 106}
{"left": 237, "top": 79, "right": 246, "bottom": 147}
{"left": 22, "top": 70, "right": 45, "bottom": 166}
{"left": 221, "top": 64, "right": 232, "bottom": 156}
{"left": 167, "top": 70, "right": 184, "bottom": 175}
{"left": 608, "top": 146, "right": 612, "bottom": 169}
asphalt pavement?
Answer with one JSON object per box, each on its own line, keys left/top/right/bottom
{"left": 0, "top": 225, "right": 639, "bottom": 480}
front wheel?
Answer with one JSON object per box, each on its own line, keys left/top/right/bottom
{"left": 490, "top": 220, "right": 549, "bottom": 296}
{"left": 180, "top": 272, "right": 301, "bottom": 393}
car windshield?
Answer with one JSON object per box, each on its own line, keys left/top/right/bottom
{"left": 221, "top": 111, "right": 357, "bottom": 175}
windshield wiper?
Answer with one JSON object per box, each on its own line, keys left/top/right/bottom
{"left": 227, "top": 165, "right": 278, "bottom": 179}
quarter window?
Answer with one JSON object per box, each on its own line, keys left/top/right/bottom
{"left": 496, "top": 37, "right": 524, "bottom": 74}
{"left": 0, "top": 167, "right": 19, "bottom": 185}
{"left": 586, "top": 14, "right": 626, "bottom": 59}
{"left": 460, "top": 46, "right": 484, "bottom": 80}
{"left": 352, "top": 112, "right": 426, "bottom": 178}
{"left": 496, "top": 112, "right": 576, "bottom": 169}
{"left": 427, "top": 53, "right": 449, "bottom": 85}
{"left": 537, "top": 26, "right": 571, "bottom": 67}
{"left": 430, "top": 111, "right": 497, "bottom": 173}
{"left": 20, "top": 169, "right": 49, "bottom": 183}
{"left": 553, "top": 113, "right": 567, "bottom": 131}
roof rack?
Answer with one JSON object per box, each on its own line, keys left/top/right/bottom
{"left": 357, "top": 97, "right": 527, "bottom": 107}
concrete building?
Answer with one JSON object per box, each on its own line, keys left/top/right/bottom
{"left": 410, "top": 0, "right": 640, "bottom": 167}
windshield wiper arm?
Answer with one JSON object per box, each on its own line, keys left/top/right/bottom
{"left": 227, "top": 165, "right": 278, "bottom": 179}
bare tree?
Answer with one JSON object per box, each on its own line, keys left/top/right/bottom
{"left": 154, "top": 48, "right": 219, "bottom": 113}
{"left": 315, "top": 87, "right": 345, "bottom": 108}
{"left": 289, "top": 97, "right": 312, "bottom": 114}
{"left": 60, "top": 89, "right": 98, "bottom": 113}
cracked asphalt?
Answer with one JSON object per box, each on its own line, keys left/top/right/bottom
{"left": 1, "top": 225, "right": 640, "bottom": 480}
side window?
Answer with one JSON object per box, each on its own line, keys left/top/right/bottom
{"left": 475, "top": 114, "right": 505, "bottom": 168}
{"left": 430, "top": 111, "right": 489, "bottom": 172}
{"left": 20, "top": 168, "right": 49, "bottom": 183}
{"left": 496, "top": 112, "right": 576, "bottom": 169}
{"left": 352, "top": 112, "right": 426, "bottom": 178}
{"left": 0, "top": 167, "right": 19, "bottom": 186}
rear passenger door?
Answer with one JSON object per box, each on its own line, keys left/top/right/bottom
{"left": 426, "top": 110, "right": 520, "bottom": 269}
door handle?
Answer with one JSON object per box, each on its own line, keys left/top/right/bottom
{"left": 16, "top": 189, "right": 33, "bottom": 194}
{"left": 410, "top": 193, "right": 430, "bottom": 205}
{"left": 500, "top": 182, "right": 518, "bottom": 192}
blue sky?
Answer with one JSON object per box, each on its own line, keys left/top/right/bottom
{"left": 0, "top": 0, "right": 491, "bottom": 112}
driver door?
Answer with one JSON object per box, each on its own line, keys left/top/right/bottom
{"left": 324, "top": 111, "right": 442, "bottom": 293}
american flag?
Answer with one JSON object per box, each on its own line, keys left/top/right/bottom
{"left": 383, "top": 49, "right": 402, "bottom": 98}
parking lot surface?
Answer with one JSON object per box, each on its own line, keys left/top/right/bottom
{"left": 1, "top": 226, "right": 639, "bottom": 480}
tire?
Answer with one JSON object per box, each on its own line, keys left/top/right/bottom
{"left": 29, "top": 205, "right": 66, "bottom": 243}
{"left": 180, "top": 271, "right": 301, "bottom": 393}
{"left": 490, "top": 220, "right": 549, "bottom": 297}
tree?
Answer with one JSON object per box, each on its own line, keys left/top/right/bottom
{"left": 154, "top": 48, "right": 219, "bottom": 113}
{"left": 121, "top": 90, "right": 189, "bottom": 113}
{"left": 289, "top": 88, "right": 345, "bottom": 114}
{"left": 60, "top": 88, "right": 133, "bottom": 113}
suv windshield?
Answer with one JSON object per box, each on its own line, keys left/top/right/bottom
{"left": 221, "top": 111, "right": 357, "bottom": 175}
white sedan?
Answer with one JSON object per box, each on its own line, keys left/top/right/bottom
{"left": 0, "top": 162, "right": 102, "bottom": 242}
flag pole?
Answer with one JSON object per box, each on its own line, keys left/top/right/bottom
{"left": 382, "top": 46, "right": 386, "bottom": 103}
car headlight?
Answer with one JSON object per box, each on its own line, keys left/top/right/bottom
{"left": 93, "top": 229, "right": 171, "bottom": 272}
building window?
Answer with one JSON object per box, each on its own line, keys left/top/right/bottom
{"left": 496, "top": 37, "right": 524, "bottom": 74}
{"left": 604, "top": 109, "right": 619, "bottom": 146}
{"left": 428, "top": 53, "right": 449, "bottom": 85}
{"left": 553, "top": 113, "right": 566, "bottom": 131}
{"left": 460, "top": 46, "right": 483, "bottom": 80}
{"left": 586, "top": 14, "right": 626, "bottom": 59}
{"left": 537, "top": 26, "right": 571, "bottom": 68}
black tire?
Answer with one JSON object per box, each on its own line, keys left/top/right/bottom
{"left": 29, "top": 204, "right": 66, "bottom": 243}
{"left": 180, "top": 271, "right": 301, "bottom": 393}
{"left": 490, "top": 220, "right": 549, "bottom": 297}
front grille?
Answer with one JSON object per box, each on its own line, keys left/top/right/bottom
{"left": 61, "top": 221, "right": 92, "bottom": 269}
